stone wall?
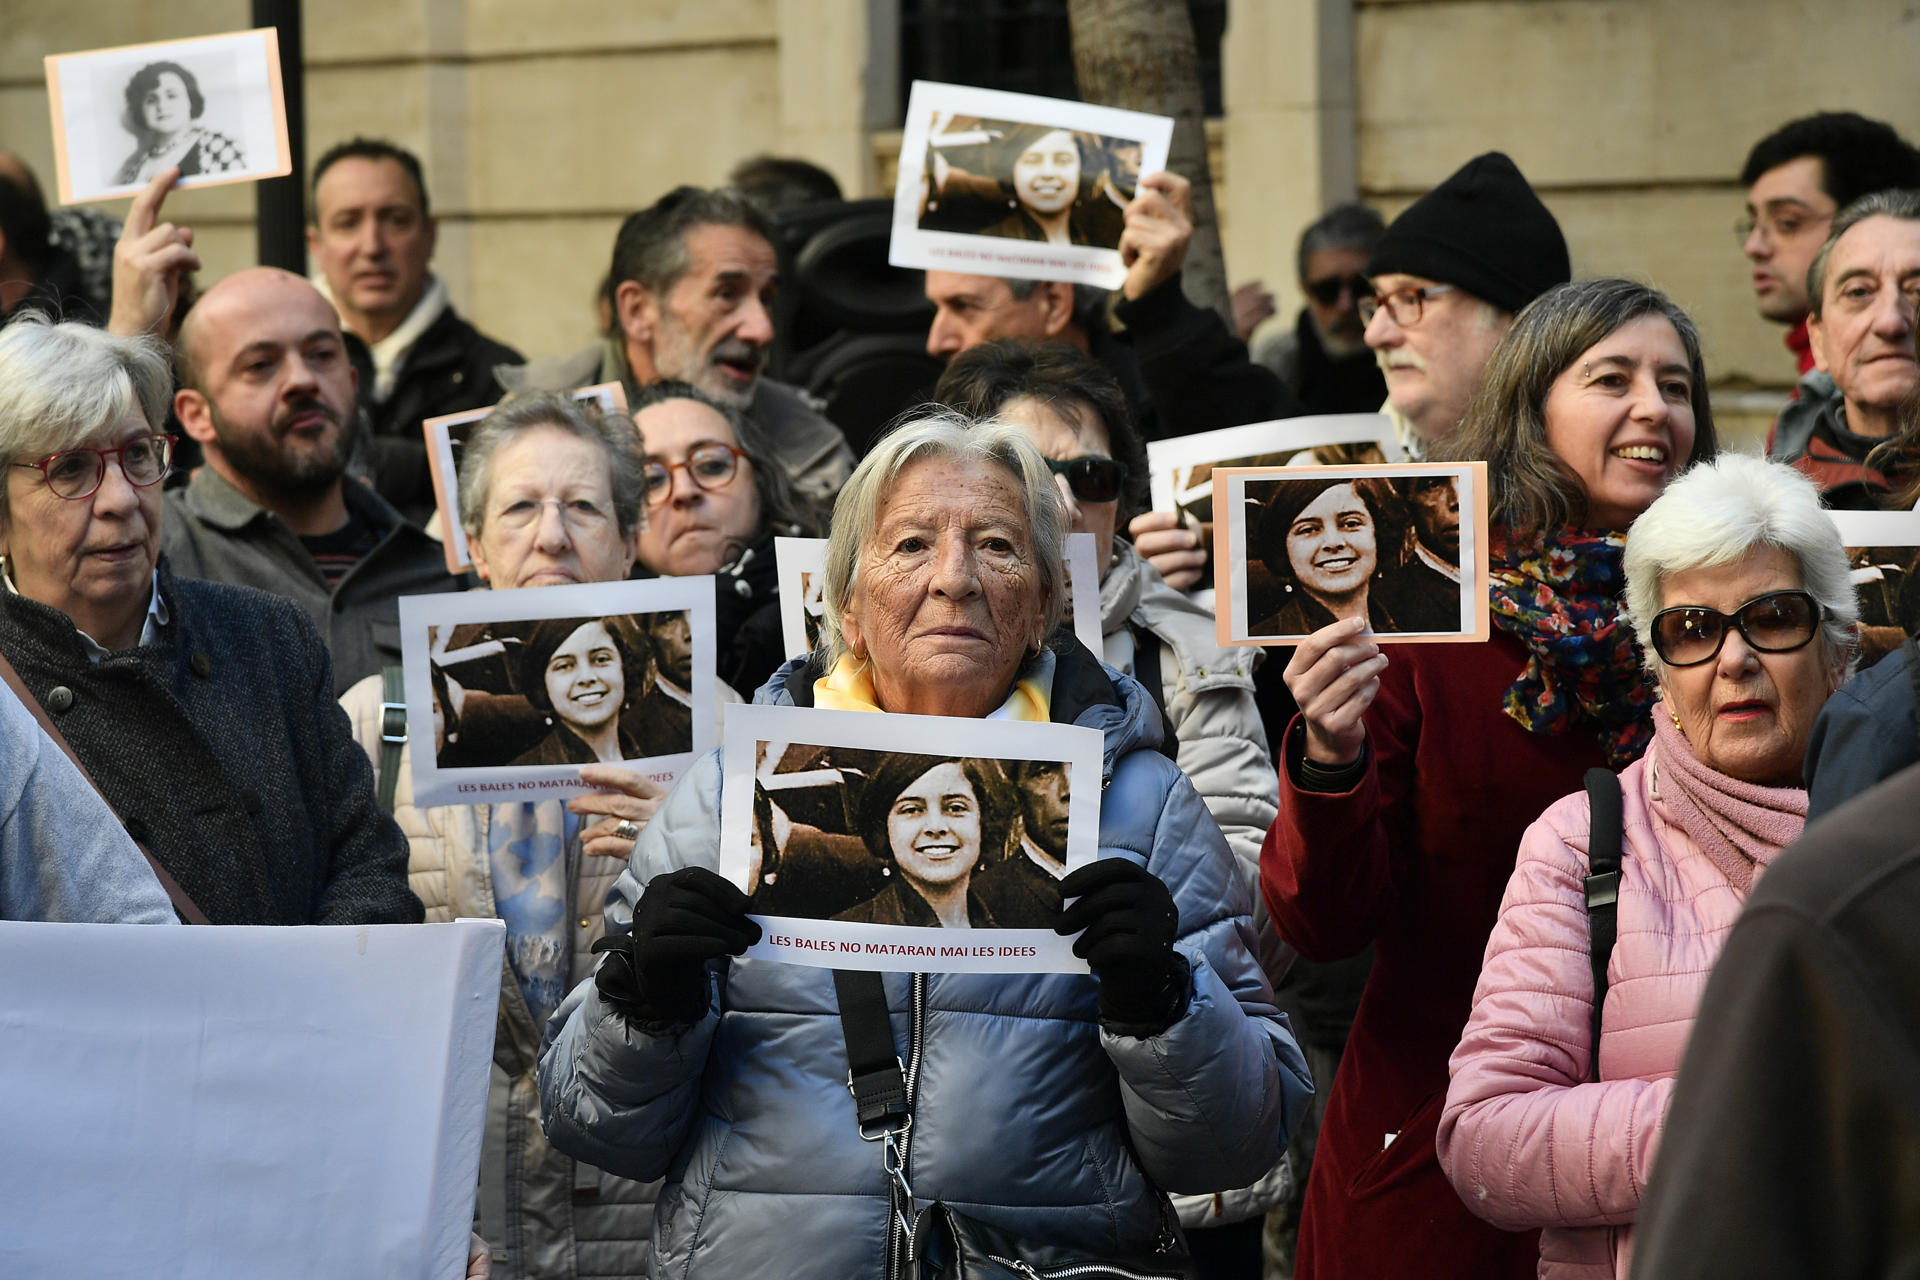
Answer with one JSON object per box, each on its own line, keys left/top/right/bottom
{"left": 6, "top": 0, "right": 1917, "bottom": 449}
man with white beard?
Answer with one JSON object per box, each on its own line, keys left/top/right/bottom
{"left": 499, "top": 186, "right": 853, "bottom": 504}
{"left": 1360, "top": 152, "right": 1570, "bottom": 456}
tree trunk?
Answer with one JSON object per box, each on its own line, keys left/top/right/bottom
{"left": 1066, "top": 0, "right": 1230, "bottom": 324}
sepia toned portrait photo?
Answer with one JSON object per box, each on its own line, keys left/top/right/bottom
{"left": 891, "top": 80, "right": 1171, "bottom": 290}
{"left": 719, "top": 705, "right": 1103, "bottom": 973}
{"left": 1213, "top": 462, "right": 1491, "bottom": 646}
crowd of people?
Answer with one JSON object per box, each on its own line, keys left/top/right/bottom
{"left": 2, "top": 98, "right": 1920, "bottom": 1280}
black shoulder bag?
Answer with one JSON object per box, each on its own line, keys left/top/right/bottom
{"left": 1582, "top": 767, "right": 1624, "bottom": 1084}
{"left": 832, "top": 967, "right": 1197, "bottom": 1280}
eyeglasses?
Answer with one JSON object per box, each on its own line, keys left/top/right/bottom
{"left": 1649, "top": 590, "right": 1823, "bottom": 668}
{"left": 12, "top": 433, "right": 175, "bottom": 500}
{"left": 1305, "top": 272, "right": 1371, "bottom": 307}
{"left": 1358, "top": 283, "right": 1455, "bottom": 327}
{"left": 643, "top": 442, "right": 746, "bottom": 507}
{"left": 1734, "top": 208, "right": 1833, "bottom": 245}
{"left": 489, "top": 496, "right": 615, "bottom": 534}
{"left": 1044, "top": 455, "right": 1128, "bottom": 504}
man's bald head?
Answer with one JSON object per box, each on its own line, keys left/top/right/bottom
{"left": 176, "top": 267, "right": 334, "bottom": 390}
{"left": 0, "top": 152, "right": 39, "bottom": 196}
{"left": 172, "top": 267, "right": 359, "bottom": 507}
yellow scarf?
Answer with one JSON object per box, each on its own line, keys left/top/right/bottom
{"left": 813, "top": 653, "right": 1051, "bottom": 722}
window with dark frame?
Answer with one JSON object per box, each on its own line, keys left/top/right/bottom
{"left": 899, "top": 0, "right": 1227, "bottom": 118}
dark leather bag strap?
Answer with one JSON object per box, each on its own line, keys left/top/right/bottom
{"left": 0, "top": 646, "right": 210, "bottom": 925}
{"left": 832, "top": 968, "right": 911, "bottom": 1135}
{"left": 377, "top": 664, "right": 407, "bottom": 815}
{"left": 1582, "top": 766, "right": 1624, "bottom": 1084}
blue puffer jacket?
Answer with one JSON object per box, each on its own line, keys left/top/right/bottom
{"left": 537, "top": 643, "right": 1312, "bottom": 1277}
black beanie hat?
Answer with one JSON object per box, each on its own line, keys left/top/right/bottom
{"left": 1367, "top": 152, "right": 1570, "bottom": 315}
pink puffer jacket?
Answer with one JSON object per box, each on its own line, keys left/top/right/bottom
{"left": 1436, "top": 745, "right": 1789, "bottom": 1279}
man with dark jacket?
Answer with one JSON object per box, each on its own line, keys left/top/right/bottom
{"left": 1772, "top": 190, "right": 1920, "bottom": 505}
{"left": 497, "top": 186, "right": 854, "bottom": 504}
{"left": 308, "top": 138, "right": 521, "bottom": 524}
{"left": 923, "top": 170, "right": 1302, "bottom": 443}
{"left": 165, "top": 267, "right": 464, "bottom": 694}
{"left": 1633, "top": 762, "right": 1920, "bottom": 1279}
{"left": 1249, "top": 203, "right": 1390, "bottom": 416}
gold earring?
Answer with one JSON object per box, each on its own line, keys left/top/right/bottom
{"left": 1668, "top": 705, "right": 1683, "bottom": 735}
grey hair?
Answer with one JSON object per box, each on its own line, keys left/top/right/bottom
{"left": 457, "top": 391, "right": 645, "bottom": 540}
{"left": 1297, "top": 202, "right": 1385, "bottom": 282}
{"left": 1623, "top": 452, "right": 1858, "bottom": 680}
{"left": 1807, "top": 188, "right": 1920, "bottom": 318}
{"left": 0, "top": 316, "right": 172, "bottom": 519}
{"left": 1005, "top": 279, "right": 1109, "bottom": 332}
{"left": 818, "top": 409, "right": 1066, "bottom": 670}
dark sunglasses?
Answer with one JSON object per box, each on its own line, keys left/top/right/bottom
{"left": 1304, "top": 272, "right": 1370, "bottom": 307}
{"left": 1649, "top": 590, "right": 1823, "bottom": 667}
{"left": 1044, "top": 455, "right": 1128, "bottom": 504}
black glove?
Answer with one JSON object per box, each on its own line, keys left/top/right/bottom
{"left": 592, "top": 866, "right": 762, "bottom": 1027}
{"left": 1055, "top": 858, "right": 1191, "bottom": 1036}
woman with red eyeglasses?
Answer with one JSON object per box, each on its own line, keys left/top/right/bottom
{"left": 628, "top": 381, "right": 826, "bottom": 698}
{"left": 0, "top": 316, "right": 418, "bottom": 930}
{"left": 1438, "top": 453, "right": 1857, "bottom": 1278}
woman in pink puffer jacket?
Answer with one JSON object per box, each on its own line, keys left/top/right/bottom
{"left": 1437, "top": 455, "right": 1859, "bottom": 1279}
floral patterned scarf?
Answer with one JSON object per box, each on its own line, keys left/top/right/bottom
{"left": 1487, "top": 525, "right": 1655, "bottom": 769}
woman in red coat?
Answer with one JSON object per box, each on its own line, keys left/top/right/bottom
{"left": 1260, "top": 277, "right": 1718, "bottom": 1280}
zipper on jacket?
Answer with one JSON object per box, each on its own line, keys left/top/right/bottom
{"left": 987, "top": 1258, "right": 1186, "bottom": 1280}
{"left": 885, "top": 972, "right": 928, "bottom": 1280}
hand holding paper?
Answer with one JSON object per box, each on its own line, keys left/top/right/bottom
{"left": 568, "top": 763, "right": 668, "bottom": 859}
{"left": 1119, "top": 170, "right": 1191, "bottom": 302}
{"left": 1283, "top": 616, "right": 1387, "bottom": 767}
{"left": 1056, "top": 858, "right": 1188, "bottom": 1034}
{"left": 1128, "top": 509, "right": 1206, "bottom": 591}
{"left": 592, "top": 867, "right": 760, "bottom": 1025}
{"left": 107, "top": 168, "right": 200, "bottom": 339}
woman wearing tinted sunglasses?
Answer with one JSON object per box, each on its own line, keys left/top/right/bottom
{"left": 1266, "top": 278, "right": 1721, "bottom": 1280}
{"left": 1440, "top": 453, "right": 1858, "bottom": 1280}
{"left": 934, "top": 339, "right": 1284, "bottom": 1279}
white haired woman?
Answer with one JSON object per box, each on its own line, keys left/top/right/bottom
{"left": 1437, "top": 454, "right": 1858, "bottom": 1279}
{"left": 538, "top": 414, "right": 1310, "bottom": 1277}
{"left": 339, "top": 392, "right": 665, "bottom": 1279}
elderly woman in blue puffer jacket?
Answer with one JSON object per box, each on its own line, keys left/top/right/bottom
{"left": 538, "top": 415, "right": 1311, "bottom": 1277}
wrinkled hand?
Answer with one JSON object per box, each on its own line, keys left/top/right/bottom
{"left": 592, "top": 867, "right": 760, "bottom": 1025}
{"left": 1119, "top": 171, "right": 1192, "bottom": 302}
{"left": 1231, "top": 281, "right": 1277, "bottom": 342}
{"left": 1056, "top": 859, "right": 1189, "bottom": 1035}
{"left": 568, "top": 764, "right": 668, "bottom": 859}
{"left": 1283, "top": 616, "right": 1387, "bottom": 766}
{"left": 1128, "top": 509, "right": 1207, "bottom": 591}
{"left": 107, "top": 168, "right": 201, "bottom": 339}
{"left": 466, "top": 1232, "right": 490, "bottom": 1278}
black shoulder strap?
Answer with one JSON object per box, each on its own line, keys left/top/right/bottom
{"left": 1582, "top": 767, "right": 1624, "bottom": 1084}
{"left": 1128, "top": 626, "right": 1179, "bottom": 764}
{"left": 832, "top": 969, "right": 910, "bottom": 1136}
{"left": 378, "top": 664, "right": 407, "bottom": 814}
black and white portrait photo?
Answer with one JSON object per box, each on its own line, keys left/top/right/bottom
{"left": 1213, "top": 462, "right": 1491, "bottom": 646}
{"left": 891, "top": 80, "right": 1171, "bottom": 290}
{"left": 399, "top": 579, "right": 717, "bottom": 807}
{"left": 719, "top": 704, "right": 1103, "bottom": 973}
{"left": 45, "top": 29, "right": 292, "bottom": 204}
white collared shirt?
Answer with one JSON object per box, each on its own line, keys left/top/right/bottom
{"left": 1, "top": 563, "right": 169, "bottom": 661}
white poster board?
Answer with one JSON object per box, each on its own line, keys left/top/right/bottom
{"left": 0, "top": 918, "right": 504, "bottom": 1279}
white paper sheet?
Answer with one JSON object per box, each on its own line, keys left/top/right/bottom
{"left": 0, "top": 918, "right": 504, "bottom": 1279}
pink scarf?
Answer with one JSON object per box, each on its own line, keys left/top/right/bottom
{"left": 1649, "top": 707, "right": 1808, "bottom": 894}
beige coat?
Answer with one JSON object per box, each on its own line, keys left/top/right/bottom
{"left": 342, "top": 675, "right": 654, "bottom": 1280}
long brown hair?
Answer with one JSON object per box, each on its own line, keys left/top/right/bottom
{"left": 1432, "top": 278, "right": 1719, "bottom": 535}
